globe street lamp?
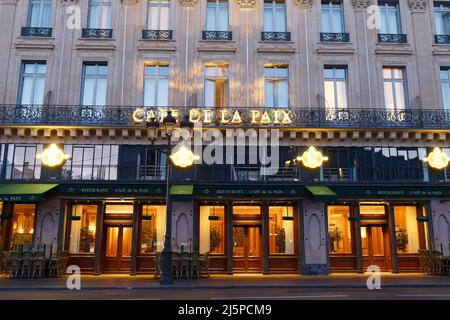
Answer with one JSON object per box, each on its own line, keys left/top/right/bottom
{"left": 146, "top": 110, "right": 195, "bottom": 285}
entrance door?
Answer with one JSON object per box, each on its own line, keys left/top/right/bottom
{"left": 103, "top": 224, "right": 133, "bottom": 273}
{"left": 361, "top": 226, "right": 390, "bottom": 270}
{"left": 232, "top": 226, "right": 261, "bottom": 273}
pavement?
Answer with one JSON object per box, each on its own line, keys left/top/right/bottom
{"left": 0, "top": 273, "right": 450, "bottom": 291}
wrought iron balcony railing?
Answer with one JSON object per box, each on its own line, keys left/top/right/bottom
{"left": 82, "top": 28, "right": 113, "bottom": 39}
{"left": 2, "top": 105, "right": 450, "bottom": 130}
{"left": 142, "top": 30, "right": 173, "bottom": 40}
{"left": 261, "top": 31, "right": 291, "bottom": 41}
{"left": 378, "top": 33, "right": 407, "bottom": 44}
{"left": 21, "top": 27, "right": 52, "bottom": 37}
{"left": 202, "top": 30, "right": 232, "bottom": 41}
{"left": 320, "top": 32, "right": 350, "bottom": 43}
{"left": 435, "top": 34, "right": 450, "bottom": 45}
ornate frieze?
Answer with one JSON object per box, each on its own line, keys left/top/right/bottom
{"left": 351, "top": 0, "right": 372, "bottom": 10}
{"left": 408, "top": 0, "right": 429, "bottom": 12}
{"left": 121, "top": 0, "right": 140, "bottom": 7}
{"left": 236, "top": 0, "right": 255, "bottom": 9}
{"left": 179, "top": 0, "right": 197, "bottom": 7}
{"left": 294, "top": 0, "right": 313, "bottom": 9}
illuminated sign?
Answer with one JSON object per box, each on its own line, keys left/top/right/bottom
{"left": 132, "top": 108, "right": 293, "bottom": 126}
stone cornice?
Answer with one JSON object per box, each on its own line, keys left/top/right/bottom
{"left": 408, "top": 0, "right": 429, "bottom": 12}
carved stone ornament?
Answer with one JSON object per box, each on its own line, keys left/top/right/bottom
{"left": 236, "top": 0, "right": 255, "bottom": 9}
{"left": 179, "top": 0, "right": 197, "bottom": 7}
{"left": 408, "top": 0, "right": 429, "bottom": 12}
{"left": 294, "top": 0, "right": 313, "bottom": 9}
{"left": 121, "top": 0, "right": 140, "bottom": 7}
{"left": 351, "top": 0, "right": 372, "bottom": 10}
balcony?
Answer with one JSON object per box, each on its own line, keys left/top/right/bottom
{"left": 81, "top": 28, "right": 113, "bottom": 39}
{"left": 378, "top": 33, "right": 407, "bottom": 44}
{"left": 142, "top": 30, "right": 173, "bottom": 40}
{"left": 202, "top": 31, "right": 232, "bottom": 41}
{"left": 320, "top": 32, "right": 350, "bottom": 43}
{"left": 2, "top": 105, "right": 450, "bottom": 130}
{"left": 261, "top": 31, "right": 291, "bottom": 42}
{"left": 21, "top": 27, "right": 52, "bottom": 37}
{"left": 435, "top": 34, "right": 450, "bottom": 45}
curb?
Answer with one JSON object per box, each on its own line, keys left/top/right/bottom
{"left": 1, "top": 283, "right": 450, "bottom": 291}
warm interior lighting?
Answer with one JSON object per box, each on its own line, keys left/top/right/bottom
{"left": 296, "top": 146, "right": 329, "bottom": 169}
{"left": 170, "top": 144, "right": 199, "bottom": 168}
{"left": 37, "top": 144, "right": 70, "bottom": 167}
{"left": 361, "top": 227, "right": 367, "bottom": 239}
{"left": 423, "top": 147, "right": 450, "bottom": 169}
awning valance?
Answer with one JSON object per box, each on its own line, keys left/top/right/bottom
{"left": 306, "top": 186, "right": 338, "bottom": 202}
{"left": 0, "top": 184, "right": 59, "bottom": 202}
{"left": 170, "top": 185, "right": 194, "bottom": 201}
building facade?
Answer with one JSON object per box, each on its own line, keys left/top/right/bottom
{"left": 0, "top": 0, "right": 450, "bottom": 275}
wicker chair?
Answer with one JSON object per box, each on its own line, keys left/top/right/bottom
{"left": 200, "top": 251, "right": 211, "bottom": 277}
{"left": 9, "top": 252, "right": 21, "bottom": 278}
{"left": 179, "top": 251, "right": 191, "bottom": 279}
{"left": 171, "top": 252, "right": 179, "bottom": 280}
{"left": 1, "top": 252, "right": 12, "bottom": 278}
{"left": 31, "top": 251, "right": 45, "bottom": 278}
{"left": 20, "top": 251, "right": 33, "bottom": 279}
{"left": 153, "top": 252, "right": 161, "bottom": 279}
{"left": 190, "top": 252, "right": 201, "bottom": 279}
{"left": 57, "top": 251, "right": 70, "bottom": 277}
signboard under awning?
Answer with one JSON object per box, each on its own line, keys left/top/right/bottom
{"left": 0, "top": 184, "right": 59, "bottom": 202}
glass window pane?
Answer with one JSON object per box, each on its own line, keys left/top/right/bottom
{"left": 148, "top": 6, "right": 158, "bottom": 30}
{"left": 322, "top": 10, "right": 331, "bottom": 32}
{"left": 394, "top": 206, "right": 420, "bottom": 254}
{"left": 9, "top": 204, "right": 36, "bottom": 250}
{"left": 269, "top": 207, "right": 294, "bottom": 254}
{"left": 395, "top": 82, "right": 406, "bottom": 110}
{"left": 141, "top": 205, "right": 166, "bottom": 253}
{"left": 264, "top": 81, "right": 274, "bottom": 108}
{"left": 95, "top": 78, "right": 107, "bottom": 106}
{"left": 88, "top": 5, "right": 100, "bottom": 28}
{"left": 328, "top": 206, "right": 352, "bottom": 254}
{"left": 384, "top": 82, "right": 395, "bottom": 110}
{"left": 122, "top": 227, "right": 133, "bottom": 257}
{"left": 33, "top": 78, "right": 45, "bottom": 105}
{"left": 442, "top": 83, "right": 450, "bottom": 109}
{"left": 199, "top": 206, "right": 225, "bottom": 254}
{"left": 106, "top": 227, "right": 119, "bottom": 257}
{"left": 69, "top": 205, "right": 97, "bottom": 254}
{"left": 332, "top": 10, "right": 343, "bottom": 32}
{"left": 277, "top": 80, "right": 289, "bottom": 107}
{"left": 42, "top": 4, "right": 52, "bottom": 27}
{"left": 336, "top": 81, "right": 348, "bottom": 108}
{"left": 20, "top": 78, "right": 33, "bottom": 105}
{"left": 204, "top": 79, "right": 216, "bottom": 107}
{"left": 324, "top": 80, "right": 336, "bottom": 109}
{"left": 144, "top": 78, "right": 156, "bottom": 106}
{"left": 218, "top": 7, "right": 228, "bottom": 31}
{"left": 275, "top": 8, "right": 286, "bottom": 32}
{"left": 264, "top": 8, "right": 273, "bottom": 31}
{"left": 206, "top": 7, "right": 215, "bottom": 30}
{"left": 82, "top": 78, "right": 95, "bottom": 105}
{"left": 157, "top": 78, "right": 169, "bottom": 106}
{"left": 160, "top": 6, "right": 170, "bottom": 30}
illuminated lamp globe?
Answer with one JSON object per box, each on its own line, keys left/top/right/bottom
{"left": 424, "top": 147, "right": 450, "bottom": 170}
{"left": 170, "top": 144, "right": 199, "bottom": 168}
{"left": 297, "top": 146, "right": 329, "bottom": 169}
{"left": 37, "top": 144, "right": 71, "bottom": 168}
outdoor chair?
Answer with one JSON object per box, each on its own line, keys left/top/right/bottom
{"left": 190, "top": 252, "right": 201, "bottom": 279}
{"left": 179, "top": 251, "right": 191, "bottom": 279}
{"left": 1, "top": 252, "right": 12, "bottom": 278}
{"left": 154, "top": 252, "right": 161, "bottom": 279}
{"left": 57, "top": 251, "right": 70, "bottom": 277}
{"left": 31, "top": 251, "right": 45, "bottom": 278}
{"left": 171, "top": 252, "right": 179, "bottom": 280}
{"left": 9, "top": 252, "right": 21, "bottom": 278}
{"left": 20, "top": 251, "right": 33, "bottom": 279}
{"left": 200, "top": 251, "right": 211, "bottom": 277}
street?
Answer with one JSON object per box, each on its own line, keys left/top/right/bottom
{"left": 0, "top": 286, "right": 450, "bottom": 300}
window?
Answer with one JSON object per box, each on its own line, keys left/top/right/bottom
{"left": 264, "top": 65, "right": 289, "bottom": 108}
{"left": 9, "top": 204, "right": 36, "bottom": 250}
{"left": 62, "top": 145, "right": 119, "bottom": 180}
{"left": 87, "top": 0, "right": 112, "bottom": 29}
{"left": 269, "top": 206, "right": 294, "bottom": 254}
{"left": 204, "top": 64, "right": 229, "bottom": 108}
{"left": 383, "top": 67, "right": 407, "bottom": 111}
{"left": 206, "top": 0, "right": 228, "bottom": 31}
{"left": 18, "top": 62, "right": 47, "bottom": 105}
{"left": 324, "top": 66, "right": 348, "bottom": 110}
{"left": 28, "top": 0, "right": 52, "bottom": 28}
{"left": 81, "top": 63, "right": 108, "bottom": 106}
{"left": 360, "top": 205, "right": 386, "bottom": 215}
{"left": 441, "top": 67, "right": 450, "bottom": 109}
{"left": 394, "top": 206, "right": 420, "bottom": 254}
{"left": 200, "top": 206, "right": 225, "bottom": 254}
{"left": 378, "top": 2, "right": 401, "bottom": 34}
{"left": 147, "top": 0, "right": 170, "bottom": 30}
{"left": 69, "top": 205, "right": 97, "bottom": 254}
{"left": 138, "top": 147, "right": 166, "bottom": 180}
{"left": 140, "top": 205, "right": 166, "bottom": 253}
{"left": 144, "top": 64, "right": 169, "bottom": 107}
{"left": 321, "top": 1, "right": 344, "bottom": 33}
{"left": 264, "top": 0, "right": 287, "bottom": 32}
{"left": 435, "top": 2, "right": 450, "bottom": 35}
{"left": 5, "top": 144, "right": 42, "bottom": 180}
{"left": 328, "top": 206, "right": 352, "bottom": 254}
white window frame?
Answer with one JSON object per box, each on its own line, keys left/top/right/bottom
{"left": 204, "top": 65, "right": 229, "bottom": 108}
{"left": 323, "top": 66, "right": 349, "bottom": 110}
{"left": 147, "top": 0, "right": 171, "bottom": 30}
{"left": 321, "top": 1, "right": 345, "bottom": 33}
{"left": 87, "top": 0, "right": 112, "bottom": 29}
{"left": 206, "top": 0, "right": 229, "bottom": 31}
{"left": 378, "top": 2, "right": 402, "bottom": 34}
{"left": 264, "top": 65, "right": 289, "bottom": 108}
{"left": 18, "top": 61, "right": 47, "bottom": 105}
{"left": 28, "top": 0, "right": 52, "bottom": 28}
{"left": 440, "top": 67, "right": 450, "bottom": 109}
{"left": 435, "top": 3, "right": 450, "bottom": 35}
{"left": 263, "top": 0, "right": 287, "bottom": 32}
{"left": 143, "top": 64, "right": 170, "bottom": 107}
{"left": 80, "top": 63, "right": 108, "bottom": 106}
{"left": 383, "top": 67, "right": 408, "bottom": 111}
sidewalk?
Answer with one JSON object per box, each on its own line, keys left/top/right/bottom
{"left": 1, "top": 273, "right": 450, "bottom": 290}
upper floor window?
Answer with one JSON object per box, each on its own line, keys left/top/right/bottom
{"left": 147, "top": 0, "right": 170, "bottom": 30}
{"left": 264, "top": 0, "right": 286, "bottom": 32}
{"left": 144, "top": 64, "right": 169, "bottom": 107}
{"left": 321, "top": 1, "right": 344, "bottom": 33}
{"left": 28, "top": 0, "right": 52, "bottom": 28}
{"left": 378, "top": 1, "right": 401, "bottom": 34}
{"left": 204, "top": 64, "right": 229, "bottom": 108}
{"left": 324, "top": 66, "right": 348, "bottom": 110}
{"left": 206, "top": 0, "right": 228, "bottom": 31}
{"left": 435, "top": 2, "right": 450, "bottom": 35}
{"left": 81, "top": 63, "right": 108, "bottom": 106}
{"left": 18, "top": 62, "right": 47, "bottom": 105}
{"left": 264, "top": 65, "right": 289, "bottom": 108}
{"left": 440, "top": 67, "right": 450, "bottom": 109}
{"left": 383, "top": 67, "right": 407, "bottom": 111}
{"left": 5, "top": 144, "right": 42, "bottom": 180}
{"left": 87, "top": 0, "right": 112, "bottom": 29}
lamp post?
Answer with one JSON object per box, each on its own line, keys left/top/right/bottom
{"left": 146, "top": 110, "right": 194, "bottom": 285}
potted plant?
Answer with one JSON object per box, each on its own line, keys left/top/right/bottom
{"left": 275, "top": 227, "right": 286, "bottom": 253}
{"left": 328, "top": 226, "right": 342, "bottom": 253}
{"left": 79, "top": 227, "right": 94, "bottom": 253}
{"left": 210, "top": 227, "right": 222, "bottom": 252}
{"left": 396, "top": 226, "right": 409, "bottom": 253}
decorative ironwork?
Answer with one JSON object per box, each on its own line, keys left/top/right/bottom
{"left": 202, "top": 31, "right": 232, "bottom": 41}
{"left": 142, "top": 30, "right": 173, "bottom": 40}
{"left": 320, "top": 32, "right": 350, "bottom": 43}
{"left": 378, "top": 33, "right": 407, "bottom": 44}
{"left": 82, "top": 28, "right": 113, "bottom": 39}
{"left": 435, "top": 34, "right": 450, "bottom": 45}
{"left": 261, "top": 31, "right": 291, "bottom": 41}
{"left": 3, "top": 105, "right": 450, "bottom": 130}
{"left": 21, "top": 27, "right": 52, "bottom": 37}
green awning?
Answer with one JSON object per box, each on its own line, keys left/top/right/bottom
{"left": 170, "top": 185, "right": 194, "bottom": 201}
{"left": 306, "top": 186, "right": 337, "bottom": 202}
{"left": 0, "top": 184, "right": 59, "bottom": 202}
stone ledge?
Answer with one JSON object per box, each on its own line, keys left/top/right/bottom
{"left": 137, "top": 40, "right": 177, "bottom": 52}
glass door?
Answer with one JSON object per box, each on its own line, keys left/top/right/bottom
{"left": 232, "top": 226, "right": 261, "bottom": 272}
{"left": 361, "top": 226, "right": 390, "bottom": 270}
{"left": 103, "top": 224, "right": 133, "bottom": 273}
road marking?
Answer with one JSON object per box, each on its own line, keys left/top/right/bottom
{"left": 397, "top": 294, "right": 450, "bottom": 297}
{"left": 212, "top": 295, "right": 349, "bottom": 300}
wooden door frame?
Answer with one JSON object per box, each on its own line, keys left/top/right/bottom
{"left": 232, "top": 224, "right": 262, "bottom": 273}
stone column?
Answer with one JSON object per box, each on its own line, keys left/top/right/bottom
{"left": 388, "top": 204, "right": 399, "bottom": 273}
{"left": 429, "top": 200, "right": 450, "bottom": 256}
{"left": 130, "top": 201, "right": 140, "bottom": 276}
{"left": 301, "top": 199, "right": 329, "bottom": 275}
{"left": 93, "top": 202, "right": 105, "bottom": 275}
{"left": 261, "top": 203, "right": 269, "bottom": 275}
{"left": 352, "top": 203, "right": 364, "bottom": 274}
{"left": 226, "top": 202, "right": 233, "bottom": 275}
{"left": 0, "top": 202, "right": 12, "bottom": 252}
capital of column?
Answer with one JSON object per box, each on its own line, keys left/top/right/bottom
{"left": 294, "top": 0, "right": 313, "bottom": 10}
{"left": 0, "top": 0, "right": 19, "bottom": 5}
{"left": 60, "top": 0, "right": 79, "bottom": 6}
{"left": 179, "top": 0, "right": 197, "bottom": 8}
{"left": 408, "top": 0, "right": 429, "bottom": 12}
{"left": 236, "top": 0, "right": 255, "bottom": 9}
{"left": 351, "top": 0, "right": 373, "bottom": 11}
{"left": 121, "top": 0, "right": 140, "bottom": 7}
